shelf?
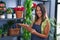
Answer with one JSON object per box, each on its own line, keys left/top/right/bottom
{"left": 33, "top": 0, "right": 51, "bottom": 2}
{"left": 0, "top": 18, "right": 24, "bottom": 21}
{"left": 0, "top": 34, "right": 22, "bottom": 39}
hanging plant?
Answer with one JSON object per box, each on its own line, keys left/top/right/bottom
{"left": 23, "top": 0, "right": 33, "bottom": 40}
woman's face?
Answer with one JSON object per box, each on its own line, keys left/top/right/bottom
{"left": 36, "top": 6, "right": 42, "bottom": 18}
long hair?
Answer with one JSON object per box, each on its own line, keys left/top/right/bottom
{"left": 35, "top": 3, "right": 46, "bottom": 24}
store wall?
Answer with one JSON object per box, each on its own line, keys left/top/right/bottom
{"left": 50, "top": 0, "right": 56, "bottom": 18}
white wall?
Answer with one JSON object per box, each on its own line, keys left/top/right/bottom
{"left": 50, "top": 0, "right": 55, "bottom": 18}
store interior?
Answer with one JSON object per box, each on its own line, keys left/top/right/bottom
{"left": 0, "top": 0, "right": 60, "bottom": 40}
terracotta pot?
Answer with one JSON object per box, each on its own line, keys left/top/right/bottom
{"left": 9, "top": 28, "right": 20, "bottom": 36}
{"left": 15, "top": 11, "right": 23, "bottom": 18}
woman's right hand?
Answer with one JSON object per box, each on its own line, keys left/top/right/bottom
{"left": 18, "top": 23, "right": 35, "bottom": 33}
{"left": 18, "top": 23, "right": 29, "bottom": 27}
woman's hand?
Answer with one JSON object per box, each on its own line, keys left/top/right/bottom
{"left": 18, "top": 23, "right": 37, "bottom": 34}
{"left": 18, "top": 23, "right": 29, "bottom": 27}
{"left": 31, "top": 29, "right": 37, "bottom": 34}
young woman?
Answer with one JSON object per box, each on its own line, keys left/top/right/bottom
{"left": 18, "top": 4, "right": 50, "bottom": 40}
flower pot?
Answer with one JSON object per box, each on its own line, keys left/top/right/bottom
{"left": 0, "top": 15, "right": 5, "bottom": 19}
{"left": 15, "top": 11, "right": 23, "bottom": 18}
{"left": 7, "top": 14, "right": 12, "bottom": 19}
{"left": 9, "top": 28, "right": 20, "bottom": 36}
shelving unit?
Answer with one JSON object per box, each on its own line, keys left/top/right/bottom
{"left": 0, "top": 18, "right": 24, "bottom": 40}
{"left": 0, "top": 0, "right": 23, "bottom": 40}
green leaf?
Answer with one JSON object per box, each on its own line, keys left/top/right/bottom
{"left": 23, "top": 0, "right": 32, "bottom": 40}
{"left": 0, "top": 29, "right": 2, "bottom": 34}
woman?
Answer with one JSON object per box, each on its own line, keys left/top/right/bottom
{"left": 18, "top": 4, "right": 50, "bottom": 40}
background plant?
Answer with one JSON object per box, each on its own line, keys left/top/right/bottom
{"left": 47, "top": 17, "right": 56, "bottom": 40}
{"left": 6, "top": 8, "right": 13, "bottom": 14}
{"left": 0, "top": 26, "right": 3, "bottom": 37}
{"left": 7, "top": 20, "right": 15, "bottom": 28}
{"left": 0, "top": 1, "right": 6, "bottom": 15}
{"left": 2, "top": 23, "right": 9, "bottom": 34}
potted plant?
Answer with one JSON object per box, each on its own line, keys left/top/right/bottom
{"left": 0, "top": 26, "right": 3, "bottom": 37}
{"left": 2, "top": 23, "right": 9, "bottom": 37}
{"left": 7, "top": 20, "right": 20, "bottom": 36}
{"left": 14, "top": 6, "right": 24, "bottom": 18}
{"left": 6, "top": 8, "right": 13, "bottom": 19}
{"left": 0, "top": 1, "right": 6, "bottom": 19}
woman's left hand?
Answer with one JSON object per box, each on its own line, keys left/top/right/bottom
{"left": 31, "top": 29, "right": 37, "bottom": 34}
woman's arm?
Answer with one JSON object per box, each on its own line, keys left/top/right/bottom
{"left": 31, "top": 21, "right": 50, "bottom": 38}
{"left": 18, "top": 23, "right": 34, "bottom": 32}
{"left": 18, "top": 20, "right": 35, "bottom": 32}
{"left": 18, "top": 20, "right": 50, "bottom": 38}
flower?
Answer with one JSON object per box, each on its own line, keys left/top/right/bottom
{"left": 32, "top": 3, "right": 37, "bottom": 8}
{"left": 0, "top": 1, "right": 6, "bottom": 8}
{"left": 0, "top": 1, "right": 6, "bottom": 15}
{"left": 0, "top": 4, "right": 4, "bottom": 6}
{"left": 3, "top": 8, "right": 6, "bottom": 11}
{"left": 14, "top": 6, "right": 25, "bottom": 11}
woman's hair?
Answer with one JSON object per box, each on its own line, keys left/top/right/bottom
{"left": 35, "top": 3, "right": 46, "bottom": 24}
